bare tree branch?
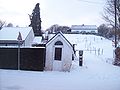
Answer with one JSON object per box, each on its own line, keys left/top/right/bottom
{"left": 103, "top": 0, "right": 120, "bottom": 28}
{"left": 0, "top": 20, "right": 5, "bottom": 30}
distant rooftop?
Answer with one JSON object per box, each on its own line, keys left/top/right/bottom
{"left": 0, "top": 27, "right": 32, "bottom": 40}
{"left": 71, "top": 25, "right": 97, "bottom": 30}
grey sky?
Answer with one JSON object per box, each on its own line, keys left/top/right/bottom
{"left": 0, "top": 0, "right": 106, "bottom": 29}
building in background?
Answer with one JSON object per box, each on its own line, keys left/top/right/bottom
{"left": 71, "top": 24, "right": 98, "bottom": 34}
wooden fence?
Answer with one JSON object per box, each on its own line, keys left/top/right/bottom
{"left": 0, "top": 47, "right": 45, "bottom": 71}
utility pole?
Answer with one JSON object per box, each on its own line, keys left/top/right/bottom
{"left": 17, "top": 32, "right": 22, "bottom": 70}
{"left": 18, "top": 41, "right": 20, "bottom": 70}
{"left": 115, "top": 0, "right": 117, "bottom": 48}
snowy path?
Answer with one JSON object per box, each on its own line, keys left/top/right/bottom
{"left": 0, "top": 34, "right": 120, "bottom": 90}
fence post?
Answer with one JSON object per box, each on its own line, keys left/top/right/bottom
{"left": 102, "top": 49, "right": 103, "bottom": 55}
{"left": 98, "top": 48, "right": 100, "bottom": 56}
{"left": 73, "top": 44, "right": 77, "bottom": 55}
{"left": 94, "top": 47, "right": 96, "bottom": 55}
{"left": 79, "top": 50, "right": 83, "bottom": 66}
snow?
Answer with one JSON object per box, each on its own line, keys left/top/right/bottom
{"left": 0, "top": 34, "right": 120, "bottom": 90}
{"left": 32, "top": 36, "right": 42, "bottom": 44}
{"left": 0, "top": 27, "right": 32, "bottom": 40}
{"left": 64, "top": 34, "right": 114, "bottom": 63}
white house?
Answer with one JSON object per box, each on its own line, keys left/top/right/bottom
{"left": 0, "top": 27, "right": 34, "bottom": 47}
{"left": 71, "top": 24, "right": 98, "bottom": 33}
{"left": 45, "top": 32, "right": 74, "bottom": 71}
{"left": 0, "top": 27, "right": 74, "bottom": 72}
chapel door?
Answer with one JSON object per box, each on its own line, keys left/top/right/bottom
{"left": 53, "top": 47, "right": 62, "bottom": 71}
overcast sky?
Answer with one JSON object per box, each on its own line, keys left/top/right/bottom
{"left": 0, "top": 0, "right": 106, "bottom": 29}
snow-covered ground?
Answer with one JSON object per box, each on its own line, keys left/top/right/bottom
{"left": 0, "top": 34, "right": 120, "bottom": 90}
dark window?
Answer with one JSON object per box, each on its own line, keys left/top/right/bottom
{"left": 54, "top": 48, "right": 62, "bottom": 60}
{"left": 55, "top": 41, "right": 63, "bottom": 45}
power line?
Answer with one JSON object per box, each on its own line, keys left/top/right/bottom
{"left": 78, "top": 0, "right": 104, "bottom": 5}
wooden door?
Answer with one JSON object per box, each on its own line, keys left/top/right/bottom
{"left": 53, "top": 47, "right": 62, "bottom": 71}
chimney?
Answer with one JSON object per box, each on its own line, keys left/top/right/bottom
{"left": 45, "top": 31, "right": 48, "bottom": 40}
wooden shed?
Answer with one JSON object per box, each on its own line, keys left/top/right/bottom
{"left": 45, "top": 32, "right": 73, "bottom": 71}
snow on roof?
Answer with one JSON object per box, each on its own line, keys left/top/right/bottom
{"left": 32, "top": 36, "right": 42, "bottom": 44}
{"left": 47, "top": 32, "right": 73, "bottom": 47}
{"left": 71, "top": 25, "right": 97, "bottom": 30}
{"left": 0, "top": 27, "right": 32, "bottom": 40}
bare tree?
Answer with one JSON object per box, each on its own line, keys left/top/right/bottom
{"left": 98, "top": 24, "right": 110, "bottom": 37}
{"left": 103, "top": 0, "right": 120, "bottom": 28}
{"left": 0, "top": 20, "right": 5, "bottom": 30}
{"left": 46, "top": 24, "right": 71, "bottom": 34}
{"left": 6, "top": 23, "right": 13, "bottom": 27}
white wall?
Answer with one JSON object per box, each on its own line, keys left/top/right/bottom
{"left": 71, "top": 29, "right": 98, "bottom": 33}
{"left": 23, "top": 29, "right": 34, "bottom": 46}
{"left": 45, "top": 34, "right": 73, "bottom": 71}
{"left": 45, "top": 43, "right": 54, "bottom": 71}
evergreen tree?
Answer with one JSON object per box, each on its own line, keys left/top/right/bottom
{"left": 29, "top": 3, "right": 42, "bottom": 36}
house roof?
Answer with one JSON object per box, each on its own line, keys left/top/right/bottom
{"left": 46, "top": 32, "right": 73, "bottom": 47}
{"left": 0, "top": 27, "right": 33, "bottom": 40}
{"left": 71, "top": 25, "right": 97, "bottom": 30}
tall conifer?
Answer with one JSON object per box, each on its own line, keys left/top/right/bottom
{"left": 29, "top": 3, "right": 42, "bottom": 36}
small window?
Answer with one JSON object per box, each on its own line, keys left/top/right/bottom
{"left": 54, "top": 48, "right": 62, "bottom": 60}
{"left": 55, "top": 41, "right": 63, "bottom": 45}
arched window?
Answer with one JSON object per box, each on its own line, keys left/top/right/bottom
{"left": 55, "top": 41, "right": 63, "bottom": 45}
